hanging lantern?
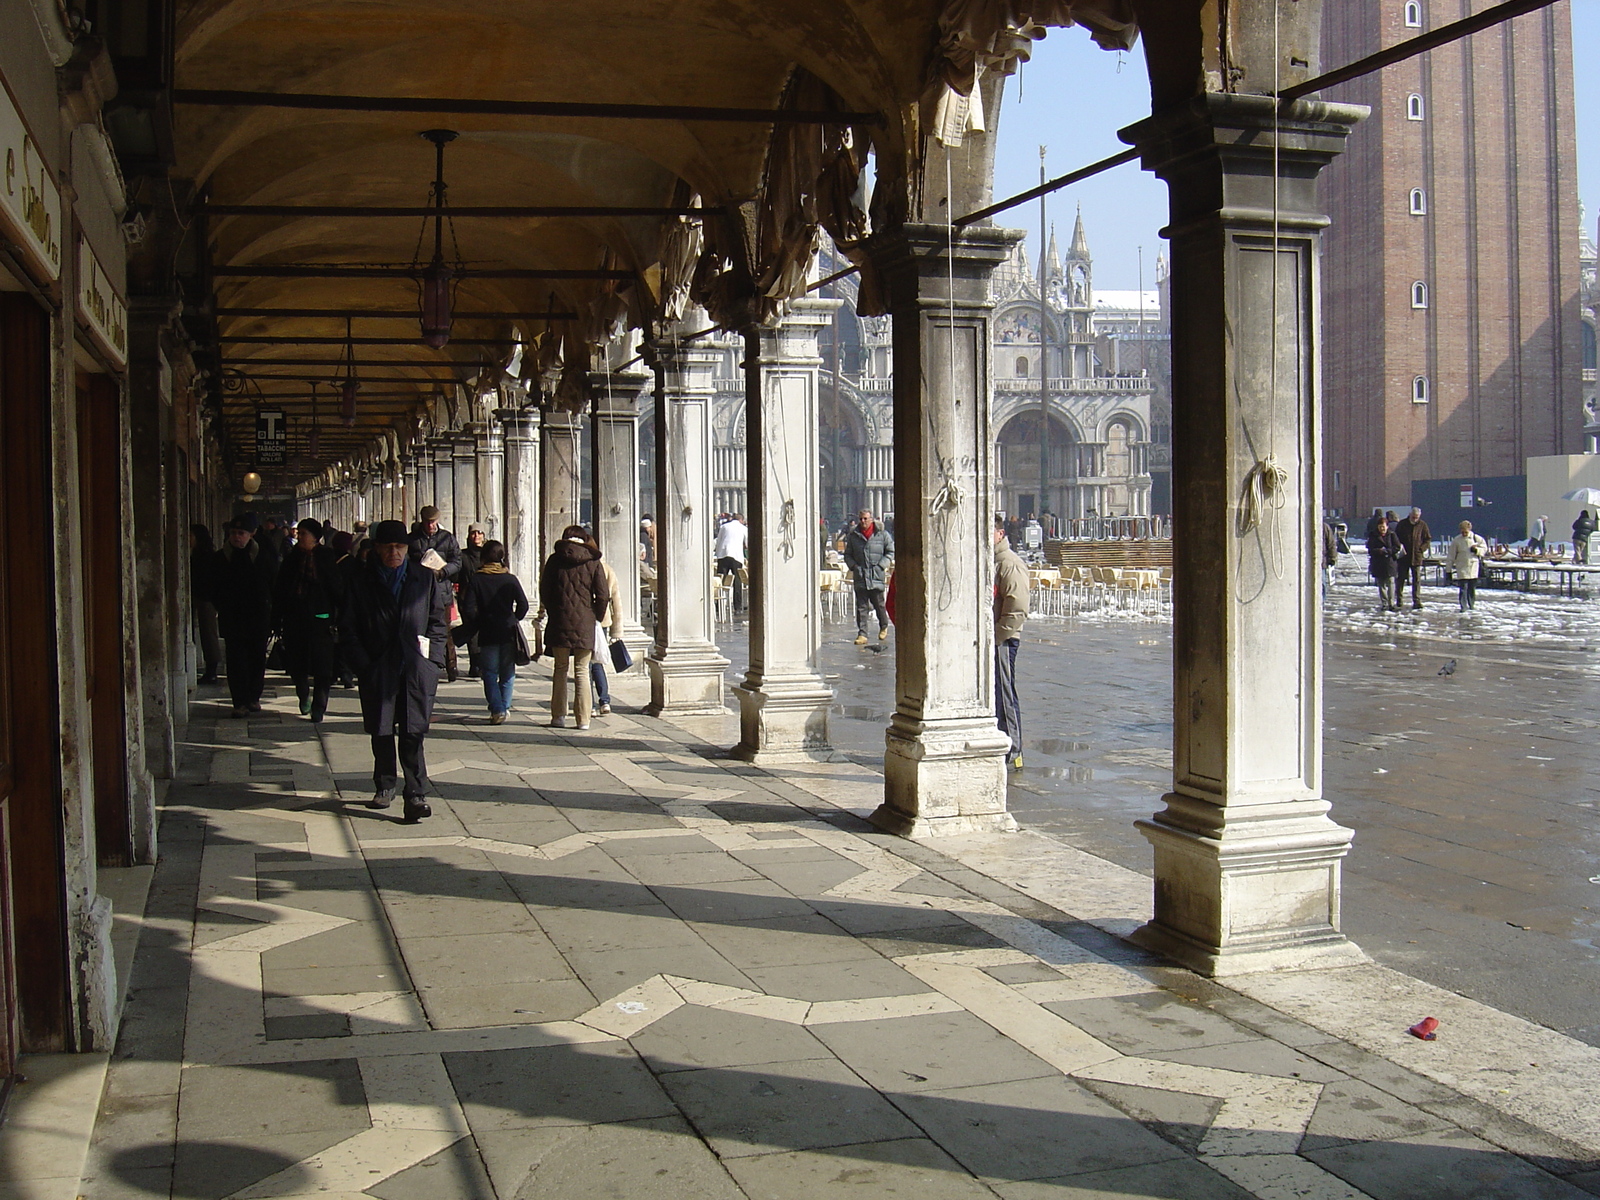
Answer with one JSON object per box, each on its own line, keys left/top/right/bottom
{"left": 416, "top": 129, "right": 459, "bottom": 349}
{"left": 242, "top": 471, "right": 262, "bottom": 494}
{"left": 338, "top": 318, "right": 359, "bottom": 426}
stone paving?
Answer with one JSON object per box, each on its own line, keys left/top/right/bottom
{"left": 74, "top": 650, "right": 1600, "bottom": 1199}
{"left": 763, "top": 576, "right": 1600, "bottom": 1047}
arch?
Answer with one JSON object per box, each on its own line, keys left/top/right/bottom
{"left": 1404, "top": 0, "right": 1423, "bottom": 26}
{"left": 1104, "top": 419, "right": 1134, "bottom": 479}
{"left": 1409, "top": 188, "right": 1428, "bottom": 216}
{"left": 1412, "top": 375, "right": 1430, "bottom": 404}
{"left": 1411, "top": 281, "right": 1429, "bottom": 309}
{"left": 1015, "top": 354, "right": 1031, "bottom": 377}
{"left": 1406, "top": 93, "right": 1425, "bottom": 121}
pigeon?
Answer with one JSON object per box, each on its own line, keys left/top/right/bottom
{"left": 1437, "top": 660, "right": 1456, "bottom": 676}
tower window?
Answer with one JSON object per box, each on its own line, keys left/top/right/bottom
{"left": 1412, "top": 375, "right": 1430, "bottom": 404}
{"left": 1404, "top": 1, "right": 1422, "bottom": 26}
{"left": 1409, "top": 188, "right": 1427, "bottom": 215}
{"left": 1406, "top": 93, "right": 1425, "bottom": 120}
{"left": 1411, "top": 281, "right": 1428, "bottom": 309}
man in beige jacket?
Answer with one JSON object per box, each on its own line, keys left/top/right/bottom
{"left": 994, "top": 517, "right": 1030, "bottom": 768}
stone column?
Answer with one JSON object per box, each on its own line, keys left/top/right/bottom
{"left": 403, "top": 457, "right": 418, "bottom": 520}
{"left": 415, "top": 444, "right": 434, "bottom": 514}
{"left": 733, "top": 299, "right": 839, "bottom": 761}
{"left": 540, "top": 410, "right": 582, "bottom": 560}
{"left": 1123, "top": 94, "right": 1367, "bottom": 976}
{"left": 430, "top": 436, "right": 454, "bottom": 529}
{"left": 453, "top": 429, "right": 479, "bottom": 528}
{"left": 590, "top": 367, "right": 651, "bottom": 657}
{"left": 644, "top": 314, "right": 729, "bottom": 714}
{"left": 865, "top": 223, "right": 1021, "bottom": 837}
{"left": 500, "top": 409, "right": 540, "bottom": 589}
{"left": 478, "top": 420, "right": 504, "bottom": 540}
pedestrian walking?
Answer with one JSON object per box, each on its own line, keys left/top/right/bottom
{"left": 275, "top": 518, "right": 344, "bottom": 722}
{"left": 1366, "top": 516, "right": 1405, "bottom": 612}
{"left": 1446, "top": 520, "right": 1489, "bottom": 611}
{"left": 589, "top": 530, "right": 627, "bottom": 717}
{"left": 459, "top": 524, "right": 488, "bottom": 678}
{"left": 1322, "top": 520, "right": 1339, "bottom": 596}
{"left": 993, "top": 517, "right": 1029, "bottom": 769}
{"left": 339, "top": 520, "right": 448, "bottom": 821}
{"left": 213, "top": 518, "right": 278, "bottom": 716}
{"left": 1395, "top": 506, "right": 1432, "bottom": 610}
{"left": 457, "top": 539, "right": 529, "bottom": 724}
{"left": 409, "top": 505, "right": 462, "bottom": 680}
{"left": 1574, "top": 510, "right": 1595, "bottom": 564}
{"left": 1530, "top": 514, "right": 1548, "bottom": 552}
{"left": 538, "top": 525, "right": 610, "bottom": 730}
{"left": 844, "top": 508, "right": 894, "bottom": 645}
{"left": 190, "top": 524, "right": 221, "bottom": 684}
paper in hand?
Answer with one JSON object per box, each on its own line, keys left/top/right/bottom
{"left": 417, "top": 635, "right": 430, "bottom": 658}
{"left": 420, "top": 549, "right": 446, "bottom": 571}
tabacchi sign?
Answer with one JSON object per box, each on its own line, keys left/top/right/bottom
{"left": 0, "top": 83, "right": 61, "bottom": 284}
{"left": 77, "top": 238, "right": 127, "bottom": 369}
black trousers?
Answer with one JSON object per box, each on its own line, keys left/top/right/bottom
{"left": 284, "top": 620, "right": 337, "bottom": 711}
{"left": 224, "top": 633, "right": 269, "bottom": 709}
{"left": 995, "top": 636, "right": 1022, "bottom": 757}
{"left": 1403, "top": 561, "right": 1424, "bottom": 606}
{"left": 371, "top": 732, "right": 429, "bottom": 798}
{"left": 854, "top": 587, "right": 888, "bottom": 635}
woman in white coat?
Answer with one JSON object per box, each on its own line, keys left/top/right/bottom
{"left": 1446, "top": 520, "right": 1489, "bottom": 611}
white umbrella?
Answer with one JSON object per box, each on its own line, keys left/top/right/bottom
{"left": 1561, "top": 488, "right": 1600, "bottom": 504}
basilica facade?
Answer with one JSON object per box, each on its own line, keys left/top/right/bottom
{"left": 700, "top": 220, "right": 1170, "bottom": 527}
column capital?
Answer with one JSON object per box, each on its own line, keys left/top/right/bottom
{"left": 864, "top": 222, "right": 1023, "bottom": 311}
{"left": 588, "top": 368, "right": 652, "bottom": 418}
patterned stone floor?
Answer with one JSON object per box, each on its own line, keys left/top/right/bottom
{"left": 76, "top": 663, "right": 1600, "bottom": 1199}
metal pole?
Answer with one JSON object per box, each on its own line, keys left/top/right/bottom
{"left": 1038, "top": 146, "right": 1049, "bottom": 528}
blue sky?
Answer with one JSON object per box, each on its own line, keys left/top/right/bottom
{"left": 994, "top": 10, "right": 1598, "bottom": 291}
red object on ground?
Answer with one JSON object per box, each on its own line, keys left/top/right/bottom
{"left": 1408, "top": 1017, "right": 1439, "bottom": 1040}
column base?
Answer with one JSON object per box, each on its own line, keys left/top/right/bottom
{"left": 731, "top": 675, "right": 836, "bottom": 763}
{"left": 870, "top": 714, "right": 1017, "bottom": 838}
{"left": 644, "top": 645, "right": 730, "bottom": 716}
{"left": 1130, "top": 794, "right": 1368, "bottom": 978}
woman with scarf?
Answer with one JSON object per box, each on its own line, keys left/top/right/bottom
{"left": 458, "top": 540, "right": 530, "bottom": 724}
{"left": 538, "top": 524, "right": 609, "bottom": 730}
{"left": 274, "top": 518, "right": 345, "bottom": 721}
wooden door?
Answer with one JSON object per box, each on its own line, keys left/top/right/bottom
{"left": 0, "top": 293, "right": 69, "bottom": 1056}
{"left": 77, "top": 373, "right": 131, "bottom": 866}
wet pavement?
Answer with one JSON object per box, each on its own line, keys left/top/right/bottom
{"left": 724, "top": 572, "right": 1600, "bottom": 1048}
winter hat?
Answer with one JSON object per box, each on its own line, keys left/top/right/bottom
{"left": 331, "top": 531, "right": 354, "bottom": 556}
{"left": 296, "top": 518, "right": 323, "bottom": 536}
{"left": 370, "top": 519, "right": 409, "bottom": 545}
{"left": 468, "top": 523, "right": 487, "bottom": 535}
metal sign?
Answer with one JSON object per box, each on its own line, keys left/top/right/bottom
{"left": 256, "top": 408, "right": 287, "bottom": 465}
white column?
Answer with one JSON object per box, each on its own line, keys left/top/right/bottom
{"left": 500, "top": 410, "right": 541, "bottom": 591}
{"left": 453, "top": 429, "right": 478, "bottom": 529}
{"left": 733, "top": 299, "right": 838, "bottom": 761}
{"left": 644, "top": 312, "right": 728, "bottom": 714}
{"left": 402, "top": 457, "right": 419, "bottom": 523}
{"left": 865, "top": 223, "right": 1020, "bottom": 838}
{"left": 591, "top": 368, "right": 651, "bottom": 657}
{"left": 415, "top": 444, "right": 434, "bottom": 515}
{"left": 541, "top": 411, "right": 582, "bottom": 561}
{"left": 478, "top": 420, "right": 504, "bottom": 540}
{"left": 430, "top": 436, "right": 454, "bottom": 529}
{"left": 1124, "top": 94, "right": 1367, "bottom": 976}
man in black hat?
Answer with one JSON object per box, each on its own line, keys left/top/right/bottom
{"left": 409, "top": 504, "right": 462, "bottom": 681}
{"left": 213, "top": 518, "right": 278, "bottom": 717}
{"left": 340, "top": 519, "right": 448, "bottom": 820}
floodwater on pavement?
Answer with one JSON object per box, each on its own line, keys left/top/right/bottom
{"left": 720, "top": 569, "right": 1600, "bottom": 1046}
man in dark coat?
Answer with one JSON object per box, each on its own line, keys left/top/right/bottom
{"left": 275, "top": 518, "right": 345, "bottom": 722}
{"left": 213, "top": 518, "right": 278, "bottom": 716}
{"left": 844, "top": 508, "right": 895, "bottom": 646}
{"left": 1367, "top": 516, "right": 1405, "bottom": 613}
{"left": 1394, "top": 506, "right": 1431, "bottom": 610}
{"left": 458, "top": 524, "right": 488, "bottom": 679}
{"left": 1574, "top": 510, "right": 1596, "bottom": 565}
{"left": 341, "top": 520, "right": 449, "bottom": 821}
{"left": 409, "top": 504, "right": 463, "bottom": 681}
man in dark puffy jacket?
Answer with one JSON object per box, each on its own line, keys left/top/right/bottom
{"left": 213, "top": 518, "right": 279, "bottom": 717}
{"left": 844, "top": 508, "right": 894, "bottom": 646}
{"left": 342, "top": 520, "right": 448, "bottom": 821}
{"left": 409, "top": 505, "right": 462, "bottom": 680}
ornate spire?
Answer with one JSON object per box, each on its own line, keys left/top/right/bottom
{"left": 1068, "top": 205, "right": 1090, "bottom": 260}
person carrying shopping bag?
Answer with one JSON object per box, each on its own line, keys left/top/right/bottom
{"left": 538, "top": 525, "right": 609, "bottom": 730}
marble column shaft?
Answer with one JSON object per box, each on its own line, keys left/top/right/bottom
{"left": 500, "top": 410, "right": 541, "bottom": 594}
{"left": 866, "top": 223, "right": 1021, "bottom": 838}
{"left": 1124, "top": 93, "right": 1367, "bottom": 977}
{"left": 430, "top": 437, "right": 454, "bottom": 530}
{"left": 415, "top": 445, "right": 434, "bottom": 514}
{"left": 477, "top": 421, "right": 504, "bottom": 540}
{"left": 590, "top": 369, "right": 651, "bottom": 657}
{"left": 453, "top": 429, "right": 479, "bottom": 528}
{"left": 540, "top": 411, "right": 582, "bottom": 563}
{"left": 733, "top": 300, "right": 838, "bottom": 761}
{"left": 644, "top": 316, "right": 728, "bottom": 715}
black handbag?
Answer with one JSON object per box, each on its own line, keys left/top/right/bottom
{"left": 513, "top": 625, "right": 533, "bottom": 667}
{"left": 609, "top": 638, "right": 633, "bottom": 673}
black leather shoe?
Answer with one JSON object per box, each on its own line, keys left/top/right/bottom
{"left": 402, "top": 797, "right": 431, "bottom": 823}
{"left": 368, "top": 789, "right": 395, "bottom": 809}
